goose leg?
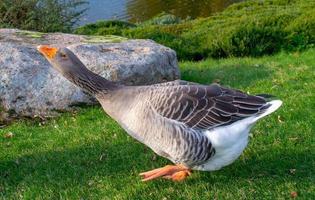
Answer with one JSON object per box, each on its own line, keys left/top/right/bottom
{"left": 139, "top": 164, "right": 191, "bottom": 182}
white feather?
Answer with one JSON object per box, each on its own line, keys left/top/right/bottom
{"left": 194, "top": 100, "right": 282, "bottom": 171}
{"left": 250, "top": 100, "right": 283, "bottom": 123}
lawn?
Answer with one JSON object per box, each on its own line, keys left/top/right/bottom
{"left": 0, "top": 49, "right": 314, "bottom": 199}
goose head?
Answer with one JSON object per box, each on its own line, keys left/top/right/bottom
{"left": 37, "top": 45, "right": 86, "bottom": 75}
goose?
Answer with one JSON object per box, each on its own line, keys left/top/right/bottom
{"left": 37, "top": 45, "right": 282, "bottom": 182}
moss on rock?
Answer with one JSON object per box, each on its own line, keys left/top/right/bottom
{"left": 17, "top": 30, "right": 45, "bottom": 39}
{"left": 83, "top": 35, "right": 127, "bottom": 43}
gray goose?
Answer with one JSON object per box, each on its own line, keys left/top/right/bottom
{"left": 38, "top": 45, "right": 282, "bottom": 182}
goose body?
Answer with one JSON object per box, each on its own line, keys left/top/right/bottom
{"left": 38, "top": 46, "right": 282, "bottom": 181}
{"left": 102, "top": 82, "right": 282, "bottom": 172}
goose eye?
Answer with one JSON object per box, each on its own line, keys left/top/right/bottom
{"left": 60, "top": 53, "right": 67, "bottom": 58}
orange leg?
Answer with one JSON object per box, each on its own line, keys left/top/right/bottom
{"left": 139, "top": 164, "right": 191, "bottom": 182}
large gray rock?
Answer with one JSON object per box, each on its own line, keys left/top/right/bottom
{"left": 0, "top": 29, "right": 180, "bottom": 121}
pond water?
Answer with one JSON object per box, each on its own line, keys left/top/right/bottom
{"left": 79, "top": 0, "right": 242, "bottom": 25}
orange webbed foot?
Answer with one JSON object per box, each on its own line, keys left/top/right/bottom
{"left": 139, "top": 164, "right": 191, "bottom": 182}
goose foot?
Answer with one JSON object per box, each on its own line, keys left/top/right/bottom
{"left": 139, "top": 164, "right": 191, "bottom": 182}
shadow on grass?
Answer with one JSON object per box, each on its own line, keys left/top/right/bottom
{"left": 197, "top": 149, "right": 315, "bottom": 182}
{"left": 181, "top": 62, "right": 273, "bottom": 89}
{"left": 0, "top": 137, "right": 314, "bottom": 197}
{"left": 0, "top": 140, "right": 149, "bottom": 197}
{"left": 126, "top": 149, "right": 315, "bottom": 199}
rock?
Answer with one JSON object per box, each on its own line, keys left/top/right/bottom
{"left": 0, "top": 29, "right": 180, "bottom": 120}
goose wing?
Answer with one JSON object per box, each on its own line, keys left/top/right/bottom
{"left": 148, "top": 83, "right": 269, "bottom": 130}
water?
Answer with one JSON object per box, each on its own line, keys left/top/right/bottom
{"left": 79, "top": 0, "right": 242, "bottom": 25}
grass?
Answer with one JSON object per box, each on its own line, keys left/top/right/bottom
{"left": 1, "top": 49, "right": 315, "bottom": 199}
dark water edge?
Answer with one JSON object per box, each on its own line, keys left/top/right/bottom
{"left": 79, "top": 0, "right": 243, "bottom": 25}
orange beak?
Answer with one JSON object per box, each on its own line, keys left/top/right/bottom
{"left": 37, "top": 45, "right": 58, "bottom": 59}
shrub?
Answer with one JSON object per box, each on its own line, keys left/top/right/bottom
{"left": 75, "top": 20, "right": 136, "bottom": 35}
{"left": 285, "top": 10, "right": 315, "bottom": 50}
{"left": 140, "top": 12, "right": 183, "bottom": 26}
{"left": 75, "top": 0, "right": 315, "bottom": 60}
{"left": 0, "top": 0, "right": 87, "bottom": 32}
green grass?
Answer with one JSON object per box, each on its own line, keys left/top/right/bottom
{"left": 1, "top": 49, "right": 315, "bottom": 199}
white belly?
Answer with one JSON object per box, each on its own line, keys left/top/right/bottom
{"left": 193, "top": 117, "right": 253, "bottom": 171}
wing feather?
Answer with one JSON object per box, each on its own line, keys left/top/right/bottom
{"left": 147, "top": 83, "right": 269, "bottom": 130}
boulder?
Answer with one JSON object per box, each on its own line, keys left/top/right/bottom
{"left": 0, "top": 29, "right": 180, "bottom": 121}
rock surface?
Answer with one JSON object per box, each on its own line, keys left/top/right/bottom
{"left": 0, "top": 29, "right": 180, "bottom": 121}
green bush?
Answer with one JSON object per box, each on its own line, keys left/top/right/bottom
{"left": 0, "top": 0, "right": 87, "bottom": 32}
{"left": 75, "top": 20, "right": 136, "bottom": 35}
{"left": 285, "top": 10, "right": 315, "bottom": 50}
{"left": 75, "top": 0, "right": 315, "bottom": 60}
{"left": 140, "top": 12, "right": 183, "bottom": 26}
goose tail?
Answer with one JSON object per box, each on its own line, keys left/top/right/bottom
{"left": 251, "top": 100, "right": 282, "bottom": 123}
